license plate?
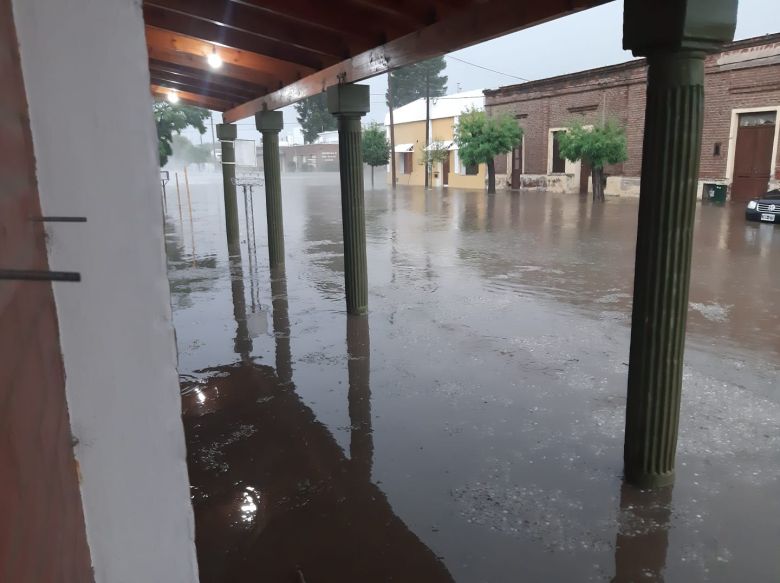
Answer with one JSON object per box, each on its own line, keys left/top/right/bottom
{"left": 761, "top": 213, "right": 776, "bottom": 222}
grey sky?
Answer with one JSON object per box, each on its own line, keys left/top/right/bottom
{"left": 192, "top": 0, "right": 780, "bottom": 143}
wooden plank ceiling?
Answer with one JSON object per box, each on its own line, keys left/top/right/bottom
{"left": 145, "top": 0, "right": 608, "bottom": 122}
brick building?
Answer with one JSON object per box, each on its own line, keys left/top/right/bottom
{"left": 485, "top": 33, "right": 780, "bottom": 201}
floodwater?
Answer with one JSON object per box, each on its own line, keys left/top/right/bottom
{"left": 165, "top": 171, "right": 780, "bottom": 583}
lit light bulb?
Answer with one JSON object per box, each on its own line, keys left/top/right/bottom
{"left": 207, "top": 49, "right": 222, "bottom": 69}
{"left": 167, "top": 90, "right": 180, "bottom": 104}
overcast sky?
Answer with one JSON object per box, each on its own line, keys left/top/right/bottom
{"left": 198, "top": 0, "right": 780, "bottom": 143}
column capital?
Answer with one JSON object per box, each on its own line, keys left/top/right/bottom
{"left": 216, "top": 123, "right": 237, "bottom": 141}
{"left": 327, "top": 84, "right": 370, "bottom": 117}
{"left": 255, "top": 111, "right": 284, "bottom": 133}
{"left": 623, "top": 0, "right": 737, "bottom": 57}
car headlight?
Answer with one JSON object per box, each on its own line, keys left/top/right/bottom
{"left": 747, "top": 200, "right": 758, "bottom": 210}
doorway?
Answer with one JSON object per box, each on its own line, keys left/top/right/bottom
{"left": 443, "top": 155, "right": 449, "bottom": 186}
{"left": 579, "top": 159, "right": 591, "bottom": 194}
{"left": 732, "top": 111, "right": 776, "bottom": 201}
{"left": 511, "top": 141, "right": 523, "bottom": 189}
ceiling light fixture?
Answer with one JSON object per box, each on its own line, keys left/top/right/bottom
{"left": 207, "top": 46, "right": 223, "bottom": 69}
{"left": 167, "top": 89, "right": 180, "bottom": 104}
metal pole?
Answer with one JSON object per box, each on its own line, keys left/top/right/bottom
{"left": 174, "top": 171, "right": 183, "bottom": 226}
{"left": 424, "top": 72, "right": 431, "bottom": 190}
{"left": 388, "top": 72, "right": 397, "bottom": 189}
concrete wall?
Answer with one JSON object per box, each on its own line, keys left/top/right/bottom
{"left": 389, "top": 118, "right": 486, "bottom": 189}
{"left": 11, "top": 0, "right": 199, "bottom": 581}
{"left": 485, "top": 34, "right": 780, "bottom": 198}
{"left": 0, "top": 0, "right": 93, "bottom": 579}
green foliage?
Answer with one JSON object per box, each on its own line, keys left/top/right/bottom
{"left": 557, "top": 120, "right": 628, "bottom": 169}
{"left": 387, "top": 57, "right": 447, "bottom": 108}
{"left": 294, "top": 93, "right": 337, "bottom": 144}
{"left": 153, "top": 102, "right": 210, "bottom": 167}
{"left": 362, "top": 123, "right": 390, "bottom": 167}
{"left": 170, "top": 135, "right": 215, "bottom": 167}
{"left": 420, "top": 139, "right": 450, "bottom": 167}
{"left": 454, "top": 108, "right": 523, "bottom": 166}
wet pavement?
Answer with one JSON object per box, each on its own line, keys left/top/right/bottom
{"left": 165, "top": 172, "right": 780, "bottom": 583}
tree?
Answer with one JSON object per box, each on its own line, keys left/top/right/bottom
{"left": 557, "top": 121, "right": 628, "bottom": 202}
{"left": 295, "top": 93, "right": 336, "bottom": 144}
{"left": 420, "top": 139, "right": 450, "bottom": 186}
{"left": 386, "top": 57, "right": 447, "bottom": 108}
{"left": 170, "top": 135, "right": 215, "bottom": 169}
{"left": 362, "top": 123, "right": 390, "bottom": 188}
{"left": 153, "top": 102, "right": 210, "bottom": 167}
{"left": 454, "top": 108, "right": 523, "bottom": 194}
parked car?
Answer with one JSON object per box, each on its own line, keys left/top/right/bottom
{"left": 745, "top": 189, "right": 780, "bottom": 223}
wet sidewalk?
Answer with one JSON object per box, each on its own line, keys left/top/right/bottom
{"left": 166, "top": 172, "right": 780, "bottom": 582}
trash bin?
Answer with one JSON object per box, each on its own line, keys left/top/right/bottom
{"left": 704, "top": 183, "right": 727, "bottom": 204}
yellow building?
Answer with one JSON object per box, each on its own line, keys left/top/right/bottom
{"left": 385, "top": 89, "right": 487, "bottom": 189}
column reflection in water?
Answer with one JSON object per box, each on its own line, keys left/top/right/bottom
{"left": 270, "top": 266, "right": 292, "bottom": 385}
{"left": 229, "top": 254, "right": 252, "bottom": 363}
{"left": 612, "top": 483, "right": 672, "bottom": 583}
{"left": 347, "top": 314, "right": 372, "bottom": 480}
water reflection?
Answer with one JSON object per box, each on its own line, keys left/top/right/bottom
{"left": 612, "top": 484, "right": 672, "bottom": 583}
{"left": 183, "top": 265, "right": 453, "bottom": 582}
{"left": 347, "top": 315, "right": 372, "bottom": 480}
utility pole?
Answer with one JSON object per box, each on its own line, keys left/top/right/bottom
{"left": 210, "top": 111, "right": 216, "bottom": 169}
{"left": 388, "top": 72, "right": 397, "bottom": 189}
{"left": 424, "top": 71, "right": 430, "bottom": 190}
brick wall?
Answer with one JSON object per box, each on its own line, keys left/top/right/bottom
{"left": 0, "top": 0, "right": 93, "bottom": 580}
{"left": 485, "top": 34, "right": 780, "bottom": 187}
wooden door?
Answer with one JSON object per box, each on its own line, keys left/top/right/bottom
{"left": 579, "top": 158, "right": 591, "bottom": 194}
{"left": 732, "top": 114, "right": 775, "bottom": 201}
{"left": 443, "top": 155, "right": 449, "bottom": 186}
{"left": 511, "top": 142, "right": 523, "bottom": 189}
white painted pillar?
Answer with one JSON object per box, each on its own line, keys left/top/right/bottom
{"left": 11, "top": 0, "right": 199, "bottom": 580}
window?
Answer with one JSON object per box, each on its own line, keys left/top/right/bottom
{"left": 713, "top": 142, "right": 721, "bottom": 156}
{"left": 551, "top": 131, "right": 566, "bottom": 173}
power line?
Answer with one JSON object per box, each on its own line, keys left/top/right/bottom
{"left": 446, "top": 55, "right": 531, "bottom": 82}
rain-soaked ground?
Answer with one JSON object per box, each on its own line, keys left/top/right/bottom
{"left": 165, "top": 171, "right": 779, "bottom": 583}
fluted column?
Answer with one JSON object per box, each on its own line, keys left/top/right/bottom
{"left": 327, "top": 84, "right": 370, "bottom": 315}
{"left": 623, "top": 0, "right": 736, "bottom": 488}
{"left": 217, "top": 123, "right": 241, "bottom": 257}
{"left": 255, "top": 111, "right": 285, "bottom": 268}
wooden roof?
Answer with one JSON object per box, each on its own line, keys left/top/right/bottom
{"left": 145, "top": 0, "right": 608, "bottom": 122}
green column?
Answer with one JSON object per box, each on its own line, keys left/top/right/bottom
{"left": 255, "top": 111, "right": 285, "bottom": 268}
{"left": 327, "top": 84, "right": 370, "bottom": 315}
{"left": 217, "top": 123, "right": 241, "bottom": 257}
{"left": 623, "top": 0, "right": 737, "bottom": 488}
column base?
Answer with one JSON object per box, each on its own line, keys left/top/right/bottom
{"left": 624, "top": 468, "right": 675, "bottom": 489}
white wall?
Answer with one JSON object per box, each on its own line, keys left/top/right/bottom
{"left": 11, "top": 1, "right": 199, "bottom": 581}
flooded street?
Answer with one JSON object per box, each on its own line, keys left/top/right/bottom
{"left": 166, "top": 172, "right": 779, "bottom": 582}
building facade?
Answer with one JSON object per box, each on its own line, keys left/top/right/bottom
{"left": 386, "top": 89, "right": 486, "bottom": 189}
{"left": 484, "top": 33, "right": 780, "bottom": 201}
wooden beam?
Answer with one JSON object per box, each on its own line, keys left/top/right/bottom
{"left": 148, "top": 59, "right": 267, "bottom": 95}
{"left": 347, "top": 0, "right": 437, "bottom": 26}
{"left": 145, "top": 0, "right": 350, "bottom": 59}
{"left": 151, "top": 84, "right": 231, "bottom": 111}
{"left": 142, "top": 5, "right": 330, "bottom": 69}
{"left": 224, "top": 0, "right": 609, "bottom": 122}
{"left": 145, "top": 26, "right": 311, "bottom": 88}
{"left": 150, "top": 74, "right": 247, "bottom": 104}
{"left": 232, "top": 0, "right": 411, "bottom": 42}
